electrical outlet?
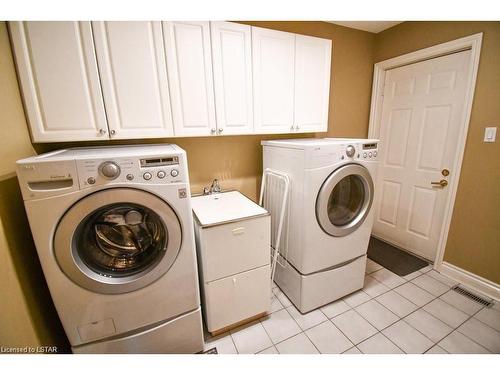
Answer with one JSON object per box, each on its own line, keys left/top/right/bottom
{"left": 484, "top": 127, "right": 497, "bottom": 143}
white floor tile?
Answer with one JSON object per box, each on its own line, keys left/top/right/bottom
{"left": 422, "top": 298, "right": 469, "bottom": 328}
{"left": 365, "top": 258, "right": 383, "bottom": 274}
{"left": 355, "top": 299, "right": 399, "bottom": 330}
{"left": 492, "top": 300, "right": 500, "bottom": 312}
{"left": 269, "top": 292, "right": 284, "bottom": 313}
{"left": 273, "top": 288, "right": 293, "bottom": 308}
{"left": 457, "top": 318, "right": 500, "bottom": 353}
{"left": 276, "top": 333, "right": 319, "bottom": 354}
{"left": 402, "top": 270, "right": 422, "bottom": 281}
{"left": 474, "top": 307, "right": 500, "bottom": 332}
{"left": 439, "top": 290, "right": 483, "bottom": 315}
{"left": 438, "top": 331, "right": 490, "bottom": 354}
{"left": 320, "top": 299, "right": 351, "bottom": 319}
{"left": 260, "top": 309, "right": 301, "bottom": 345}
{"left": 204, "top": 333, "right": 237, "bottom": 354}
{"left": 257, "top": 346, "right": 278, "bottom": 354}
{"left": 370, "top": 268, "right": 406, "bottom": 288}
{"left": 394, "top": 282, "right": 435, "bottom": 307}
{"left": 419, "top": 264, "right": 433, "bottom": 273}
{"left": 425, "top": 345, "right": 449, "bottom": 354}
{"left": 286, "top": 305, "right": 328, "bottom": 331}
{"left": 426, "top": 270, "right": 457, "bottom": 287}
{"left": 331, "top": 309, "right": 378, "bottom": 344}
{"left": 305, "top": 320, "right": 352, "bottom": 354}
{"left": 382, "top": 320, "right": 434, "bottom": 353}
{"left": 411, "top": 274, "right": 449, "bottom": 296}
{"left": 363, "top": 275, "right": 390, "bottom": 298}
{"left": 230, "top": 321, "right": 273, "bottom": 354}
{"left": 404, "top": 309, "right": 453, "bottom": 343}
{"left": 357, "top": 333, "right": 403, "bottom": 354}
{"left": 343, "top": 290, "right": 372, "bottom": 308}
{"left": 343, "top": 346, "right": 362, "bottom": 354}
{"left": 376, "top": 290, "right": 418, "bottom": 318}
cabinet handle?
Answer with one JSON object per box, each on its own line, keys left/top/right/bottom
{"left": 110, "top": 129, "right": 116, "bottom": 136}
{"left": 99, "top": 128, "right": 107, "bottom": 135}
{"left": 218, "top": 128, "right": 223, "bottom": 134}
{"left": 295, "top": 125, "right": 300, "bottom": 131}
{"left": 210, "top": 128, "right": 216, "bottom": 135}
{"left": 290, "top": 126, "right": 294, "bottom": 131}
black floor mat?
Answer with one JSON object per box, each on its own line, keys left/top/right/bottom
{"left": 367, "top": 237, "right": 429, "bottom": 276}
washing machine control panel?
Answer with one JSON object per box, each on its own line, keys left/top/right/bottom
{"left": 77, "top": 154, "right": 185, "bottom": 189}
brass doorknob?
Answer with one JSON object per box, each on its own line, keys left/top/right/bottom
{"left": 431, "top": 179, "right": 448, "bottom": 188}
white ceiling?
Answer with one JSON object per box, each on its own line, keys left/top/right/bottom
{"left": 328, "top": 21, "right": 403, "bottom": 33}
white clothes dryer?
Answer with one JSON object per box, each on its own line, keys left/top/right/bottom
{"left": 17, "top": 144, "right": 203, "bottom": 353}
{"left": 262, "top": 138, "right": 379, "bottom": 312}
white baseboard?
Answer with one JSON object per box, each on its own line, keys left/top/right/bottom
{"left": 439, "top": 262, "right": 500, "bottom": 302}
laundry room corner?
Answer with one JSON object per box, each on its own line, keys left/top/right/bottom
{"left": 0, "top": 20, "right": 69, "bottom": 351}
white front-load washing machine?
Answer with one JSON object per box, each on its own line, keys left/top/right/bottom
{"left": 262, "top": 138, "right": 379, "bottom": 313}
{"left": 16, "top": 144, "right": 203, "bottom": 353}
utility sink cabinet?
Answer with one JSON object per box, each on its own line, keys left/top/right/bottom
{"left": 191, "top": 191, "right": 271, "bottom": 335}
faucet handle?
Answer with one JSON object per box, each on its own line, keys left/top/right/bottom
{"left": 210, "top": 179, "right": 222, "bottom": 193}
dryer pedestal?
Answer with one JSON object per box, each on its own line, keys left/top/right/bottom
{"left": 274, "top": 255, "right": 366, "bottom": 313}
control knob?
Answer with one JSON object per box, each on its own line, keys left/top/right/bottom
{"left": 99, "top": 161, "right": 120, "bottom": 180}
{"left": 346, "top": 145, "right": 356, "bottom": 158}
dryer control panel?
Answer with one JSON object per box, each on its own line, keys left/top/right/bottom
{"left": 341, "top": 142, "right": 378, "bottom": 161}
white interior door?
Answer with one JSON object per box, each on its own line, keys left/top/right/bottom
{"left": 92, "top": 21, "right": 174, "bottom": 139}
{"left": 373, "top": 50, "right": 471, "bottom": 261}
{"left": 163, "top": 21, "right": 216, "bottom": 137}
{"left": 294, "top": 34, "right": 332, "bottom": 133}
{"left": 252, "top": 27, "right": 295, "bottom": 134}
{"left": 210, "top": 21, "right": 253, "bottom": 135}
{"left": 9, "top": 21, "right": 108, "bottom": 142}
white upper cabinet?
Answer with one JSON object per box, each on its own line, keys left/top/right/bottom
{"left": 294, "top": 35, "right": 332, "bottom": 133}
{"left": 10, "top": 21, "right": 108, "bottom": 142}
{"left": 210, "top": 22, "right": 253, "bottom": 136}
{"left": 252, "top": 27, "right": 296, "bottom": 134}
{"left": 92, "top": 21, "right": 174, "bottom": 139}
{"left": 163, "top": 21, "right": 217, "bottom": 136}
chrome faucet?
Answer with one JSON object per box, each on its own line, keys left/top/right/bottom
{"left": 203, "top": 179, "right": 222, "bottom": 195}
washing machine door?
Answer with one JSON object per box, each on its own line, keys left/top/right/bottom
{"left": 54, "top": 188, "right": 182, "bottom": 294}
{"left": 316, "top": 164, "right": 374, "bottom": 237}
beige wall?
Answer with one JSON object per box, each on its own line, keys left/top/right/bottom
{"left": 0, "top": 21, "right": 69, "bottom": 350}
{"left": 374, "top": 22, "right": 500, "bottom": 284}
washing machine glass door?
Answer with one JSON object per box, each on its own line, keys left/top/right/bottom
{"left": 54, "top": 188, "right": 182, "bottom": 294}
{"left": 316, "top": 164, "right": 374, "bottom": 237}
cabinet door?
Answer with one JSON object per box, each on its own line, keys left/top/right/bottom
{"left": 92, "top": 21, "right": 174, "bottom": 139}
{"left": 210, "top": 22, "right": 253, "bottom": 135}
{"left": 252, "top": 27, "right": 295, "bottom": 134}
{"left": 162, "top": 21, "right": 216, "bottom": 136}
{"left": 294, "top": 35, "right": 332, "bottom": 133}
{"left": 9, "top": 21, "right": 108, "bottom": 142}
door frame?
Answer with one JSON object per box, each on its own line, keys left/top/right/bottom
{"left": 367, "top": 33, "right": 483, "bottom": 270}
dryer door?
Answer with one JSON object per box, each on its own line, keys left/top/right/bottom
{"left": 316, "top": 164, "right": 374, "bottom": 237}
{"left": 54, "top": 188, "right": 182, "bottom": 294}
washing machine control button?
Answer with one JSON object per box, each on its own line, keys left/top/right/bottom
{"left": 143, "top": 172, "right": 152, "bottom": 180}
{"left": 373, "top": 151, "right": 378, "bottom": 157}
{"left": 126, "top": 174, "right": 134, "bottom": 181}
{"left": 346, "top": 145, "right": 356, "bottom": 157}
{"left": 157, "top": 170, "right": 166, "bottom": 179}
{"left": 369, "top": 152, "right": 373, "bottom": 158}
{"left": 87, "top": 177, "right": 96, "bottom": 185}
{"left": 99, "top": 161, "right": 121, "bottom": 179}
{"left": 170, "top": 169, "right": 179, "bottom": 177}
{"left": 363, "top": 152, "right": 368, "bottom": 158}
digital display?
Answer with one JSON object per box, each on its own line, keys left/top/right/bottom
{"left": 140, "top": 156, "right": 179, "bottom": 167}
{"left": 363, "top": 143, "right": 377, "bottom": 150}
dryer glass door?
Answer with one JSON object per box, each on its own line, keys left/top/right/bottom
{"left": 54, "top": 188, "right": 182, "bottom": 294}
{"left": 316, "top": 164, "right": 374, "bottom": 237}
